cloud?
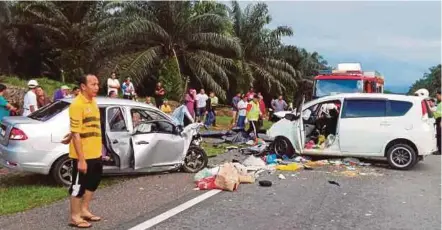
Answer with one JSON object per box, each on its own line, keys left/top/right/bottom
{"left": 251, "top": 1, "right": 442, "bottom": 87}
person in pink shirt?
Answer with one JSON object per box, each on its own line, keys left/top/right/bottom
{"left": 258, "top": 92, "right": 266, "bottom": 127}
{"left": 185, "top": 89, "right": 196, "bottom": 119}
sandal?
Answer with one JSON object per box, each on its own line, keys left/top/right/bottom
{"left": 69, "top": 220, "right": 92, "bottom": 228}
{"left": 82, "top": 215, "right": 101, "bottom": 222}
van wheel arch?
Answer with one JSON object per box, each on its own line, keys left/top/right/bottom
{"left": 384, "top": 139, "right": 418, "bottom": 157}
{"left": 384, "top": 139, "right": 418, "bottom": 170}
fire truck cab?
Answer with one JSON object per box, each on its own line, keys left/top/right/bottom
{"left": 313, "top": 63, "right": 385, "bottom": 99}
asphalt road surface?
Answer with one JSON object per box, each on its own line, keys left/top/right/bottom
{"left": 0, "top": 154, "right": 440, "bottom": 230}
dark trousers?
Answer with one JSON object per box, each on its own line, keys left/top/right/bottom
{"left": 212, "top": 109, "right": 217, "bottom": 126}
{"left": 436, "top": 118, "right": 441, "bottom": 154}
{"left": 123, "top": 94, "right": 133, "bottom": 100}
{"left": 247, "top": 120, "right": 258, "bottom": 139}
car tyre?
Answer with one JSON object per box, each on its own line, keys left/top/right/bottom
{"left": 272, "top": 136, "right": 296, "bottom": 158}
{"left": 386, "top": 143, "right": 417, "bottom": 170}
{"left": 182, "top": 146, "right": 208, "bottom": 173}
{"left": 51, "top": 154, "right": 73, "bottom": 187}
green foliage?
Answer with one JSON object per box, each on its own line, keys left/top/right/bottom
{"left": 158, "top": 57, "right": 184, "bottom": 101}
{"left": 0, "top": 1, "right": 330, "bottom": 100}
{"left": 229, "top": 2, "right": 298, "bottom": 96}
{"left": 408, "top": 64, "right": 441, "bottom": 96}
{"left": 0, "top": 76, "right": 76, "bottom": 97}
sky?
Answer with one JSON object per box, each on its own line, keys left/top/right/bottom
{"left": 238, "top": 1, "right": 441, "bottom": 93}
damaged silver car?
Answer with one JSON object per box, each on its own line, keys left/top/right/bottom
{"left": 0, "top": 98, "right": 208, "bottom": 186}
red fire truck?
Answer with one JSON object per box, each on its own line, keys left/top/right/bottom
{"left": 312, "top": 63, "right": 385, "bottom": 99}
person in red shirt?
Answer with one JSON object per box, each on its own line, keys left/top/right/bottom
{"left": 245, "top": 87, "right": 255, "bottom": 101}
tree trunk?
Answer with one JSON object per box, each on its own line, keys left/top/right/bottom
{"left": 171, "top": 48, "right": 186, "bottom": 102}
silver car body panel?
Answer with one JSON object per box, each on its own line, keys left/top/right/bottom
{"left": 0, "top": 97, "right": 199, "bottom": 176}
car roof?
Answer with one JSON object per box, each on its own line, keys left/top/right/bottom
{"left": 61, "top": 97, "right": 159, "bottom": 110}
{"left": 303, "top": 93, "right": 422, "bottom": 109}
{"left": 313, "top": 93, "right": 420, "bottom": 103}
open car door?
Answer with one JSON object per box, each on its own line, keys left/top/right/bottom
{"left": 293, "top": 96, "right": 306, "bottom": 154}
{"left": 131, "top": 120, "right": 186, "bottom": 170}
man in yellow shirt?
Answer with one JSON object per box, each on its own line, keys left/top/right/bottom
{"left": 68, "top": 74, "right": 102, "bottom": 228}
{"left": 160, "top": 99, "right": 172, "bottom": 114}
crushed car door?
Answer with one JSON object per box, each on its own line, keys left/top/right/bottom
{"left": 132, "top": 120, "right": 185, "bottom": 170}
{"left": 105, "top": 106, "right": 132, "bottom": 169}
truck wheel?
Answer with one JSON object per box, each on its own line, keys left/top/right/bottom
{"left": 386, "top": 143, "right": 417, "bottom": 170}
{"left": 182, "top": 146, "right": 208, "bottom": 173}
{"left": 51, "top": 155, "right": 73, "bottom": 187}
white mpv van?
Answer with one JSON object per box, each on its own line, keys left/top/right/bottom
{"left": 267, "top": 93, "right": 437, "bottom": 170}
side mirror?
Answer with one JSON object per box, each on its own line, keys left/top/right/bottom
{"left": 284, "top": 113, "right": 299, "bottom": 121}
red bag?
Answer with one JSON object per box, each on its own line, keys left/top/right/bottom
{"left": 196, "top": 176, "right": 218, "bottom": 190}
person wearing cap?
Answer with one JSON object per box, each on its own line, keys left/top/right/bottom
{"left": 54, "top": 85, "right": 71, "bottom": 101}
{"left": 434, "top": 90, "right": 441, "bottom": 155}
{"left": 23, "top": 80, "right": 39, "bottom": 116}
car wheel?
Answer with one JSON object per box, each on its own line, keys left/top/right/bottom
{"left": 51, "top": 155, "right": 73, "bottom": 187}
{"left": 272, "top": 136, "right": 296, "bottom": 158}
{"left": 386, "top": 143, "right": 417, "bottom": 170}
{"left": 182, "top": 146, "right": 208, "bottom": 173}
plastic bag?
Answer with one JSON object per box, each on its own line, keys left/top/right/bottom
{"left": 265, "top": 154, "right": 278, "bottom": 164}
{"left": 194, "top": 168, "right": 216, "bottom": 182}
{"left": 196, "top": 176, "right": 218, "bottom": 190}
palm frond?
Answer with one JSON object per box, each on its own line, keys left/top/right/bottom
{"left": 124, "top": 46, "right": 164, "bottom": 84}
{"left": 190, "top": 32, "right": 241, "bottom": 57}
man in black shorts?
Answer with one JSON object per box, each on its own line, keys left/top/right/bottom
{"left": 68, "top": 74, "right": 103, "bottom": 228}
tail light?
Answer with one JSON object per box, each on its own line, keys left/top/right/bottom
{"left": 421, "top": 100, "right": 428, "bottom": 119}
{"left": 9, "top": 127, "right": 28, "bottom": 140}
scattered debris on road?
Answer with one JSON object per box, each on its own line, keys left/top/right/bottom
{"left": 328, "top": 180, "right": 340, "bottom": 186}
{"left": 258, "top": 180, "right": 272, "bottom": 187}
{"left": 196, "top": 135, "right": 386, "bottom": 192}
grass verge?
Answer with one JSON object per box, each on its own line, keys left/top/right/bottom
{"left": 0, "top": 173, "right": 121, "bottom": 216}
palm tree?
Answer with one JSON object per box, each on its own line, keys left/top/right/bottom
{"left": 0, "top": 1, "right": 16, "bottom": 74}
{"left": 229, "top": 1, "right": 299, "bottom": 96}
{"left": 95, "top": 1, "right": 240, "bottom": 99}
{"left": 17, "top": 1, "right": 107, "bottom": 81}
{"left": 278, "top": 45, "right": 328, "bottom": 78}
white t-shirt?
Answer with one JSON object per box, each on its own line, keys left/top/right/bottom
{"left": 23, "top": 91, "right": 38, "bottom": 116}
{"left": 107, "top": 78, "right": 120, "bottom": 94}
{"left": 196, "top": 93, "right": 208, "bottom": 108}
{"left": 237, "top": 100, "right": 248, "bottom": 116}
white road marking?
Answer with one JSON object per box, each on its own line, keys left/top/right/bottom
{"left": 128, "top": 189, "right": 222, "bottom": 230}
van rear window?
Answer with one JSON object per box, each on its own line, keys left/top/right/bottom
{"left": 28, "top": 101, "right": 70, "bottom": 122}
{"left": 387, "top": 100, "right": 413, "bottom": 117}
